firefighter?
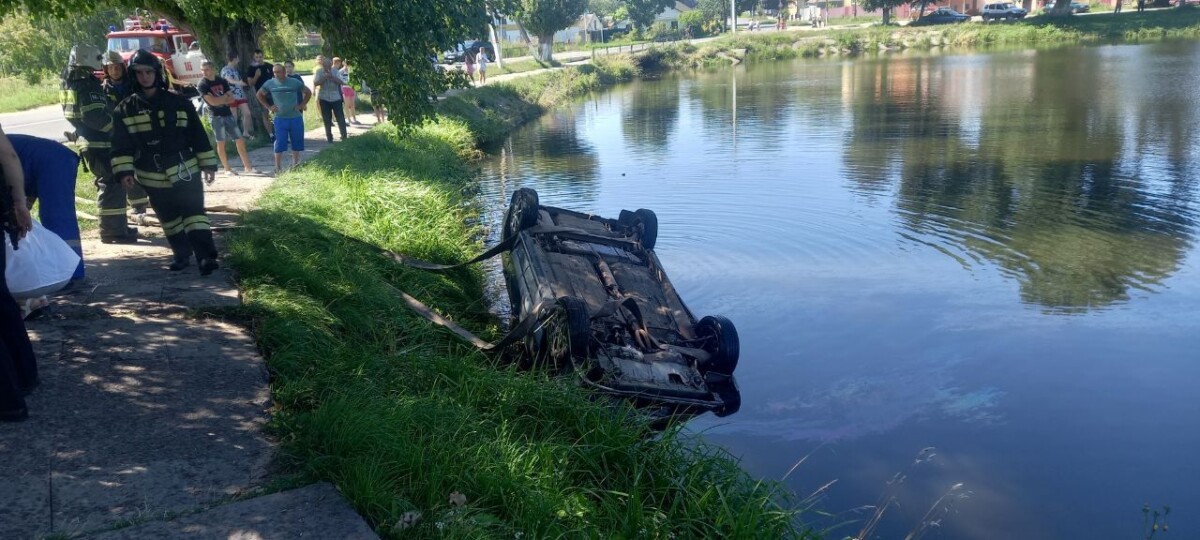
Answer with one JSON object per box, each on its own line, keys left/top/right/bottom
{"left": 111, "top": 49, "right": 220, "bottom": 275}
{"left": 61, "top": 44, "right": 138, "bottom": 243}
{"left": 100, "top": 50, "right": 151, "bottom": 226}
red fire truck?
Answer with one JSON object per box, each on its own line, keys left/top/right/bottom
{"left": 105, "top": 14, "right": 206, "bottom": 93}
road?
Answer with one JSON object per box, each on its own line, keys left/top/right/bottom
{"left": 0, "top": 104, "right": 71, "bottom": 141}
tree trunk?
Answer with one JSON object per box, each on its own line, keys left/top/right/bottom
{"left": 538, "top": 33, "right": 554, "bottom": 62}
{"left": 489, "top": 22, "right": 504, "bottom": 69}
{"left": 883, "top": 7, "right": 891, "bottom": 24}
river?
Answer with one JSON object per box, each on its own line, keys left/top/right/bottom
{"left": 476, "top": 41, "right": 1200, "bottom": 539}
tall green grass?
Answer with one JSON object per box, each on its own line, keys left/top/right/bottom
{"left": 0, "top": 76, "right": 58, "bottom": 113}
{"left": 228, "top": 112, "right": 809, "bottom": 538}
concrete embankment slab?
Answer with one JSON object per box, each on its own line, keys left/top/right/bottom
{"left": 0, "top": 117, "right": 377, "bottom": 539}
{"left": 83, "top": 483, "right": 379, "bottom": 540}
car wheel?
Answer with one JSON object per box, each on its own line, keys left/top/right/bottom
{"left": 503, "top": 188, "right": 540, "bottom": 242}
{"left": 696, "top": 315, "right": 740, "bottom": 376}
{"left": 631, "top": 208, "right": 658, "bottom": 250}
{"left": 541, "top": 297, "right": 591, "bottom": 373}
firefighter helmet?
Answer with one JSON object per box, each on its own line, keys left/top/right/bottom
{"left": 102, "top": 50, "right": 124, "bottom": 67}
{"left": 128, "top": 48, "right": 165, "bottom": 89}
{"left": 68, "top": 44, "right": 104, "bottom": 70}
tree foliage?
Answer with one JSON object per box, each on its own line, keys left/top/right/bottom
{"left": 623, "top": 0, "right": 674, "bottom": 28}
{"left": 0, "top": 0, "right": 492, "bottom": 128}
{"left": 0, "top": 7, "right": 124, "bottom": 83}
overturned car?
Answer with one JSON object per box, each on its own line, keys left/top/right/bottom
{"left": 501, "top": 189, "right": 741, "bottom": 417}
{"left": 393, "top": 188, "right": 742, "bottom": 419}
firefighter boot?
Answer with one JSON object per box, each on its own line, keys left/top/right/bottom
{"left": 165, "top": 233, "right": 194, "bottom": 271}
{"left": 187, "top": 229, "right": 220, "bottom": 276}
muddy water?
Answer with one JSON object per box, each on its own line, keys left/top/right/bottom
{"left": 476, "top": 42, "right": 1200, "bottom": 539}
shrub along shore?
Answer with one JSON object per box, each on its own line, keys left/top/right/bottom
{"left": 227, "top": 61, "right": 810, "bottom": 539}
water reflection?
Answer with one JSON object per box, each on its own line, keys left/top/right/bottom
{"left": 476, "top": 43, "right": 1200, "bottom": 540}
{"left": 840, "top": 47, "right": 1200, "bottom": 313}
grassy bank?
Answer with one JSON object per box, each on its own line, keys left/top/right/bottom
{"left": 0, "top": 77, "right": 59, "bottom": 113}
{"left": 227, "top": 67, "right": 807, "bottom": 538}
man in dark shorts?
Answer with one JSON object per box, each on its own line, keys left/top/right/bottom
{"left": 199, "top": 61, "right": 257, "bottom": 175}
{"left": 245, "top": 49, "right": 275, "bottom": 141}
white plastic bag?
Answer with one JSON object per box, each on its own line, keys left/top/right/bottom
{"left": 5, "top": 220, "right": 81, "bottom": 299}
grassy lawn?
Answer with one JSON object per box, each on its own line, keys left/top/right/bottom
{"left": 0, "top": 77, "right": 59, "bottom": 114}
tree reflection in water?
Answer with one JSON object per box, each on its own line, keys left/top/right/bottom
{"left": 841, "top": 48, "right": 1199, "bottom": 313}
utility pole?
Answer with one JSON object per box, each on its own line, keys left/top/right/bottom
{"left": 732, "top": 0, "right": 737, "bottom": 33}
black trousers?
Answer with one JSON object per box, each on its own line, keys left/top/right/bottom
{"left": 319, "top": 99, "right": 347, "bottom": 142}
{"left": 140, "top": 172, "right": 217, "bottom": 263}
{"left": 0, "top": 242, "right": 38, "bottom": 413}
{"left": 85, "top": 150, "right": 147, "bottom": 240}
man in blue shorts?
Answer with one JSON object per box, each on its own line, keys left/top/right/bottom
{"left": 256, "top": 63, "right": 311, "bottom": 174}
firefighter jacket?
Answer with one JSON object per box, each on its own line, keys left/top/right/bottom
{"left": 102, "top": 77, "right": 133, "bottom": 105}
{"left": 61, "top": 69, "right": 113, "bottom": 152}
{"left": 110, "top": 91, "right": 218, "bottom": 189}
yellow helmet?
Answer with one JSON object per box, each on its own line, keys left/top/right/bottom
{"left": 103, "top": 50, "right": 124, "bottom": 67}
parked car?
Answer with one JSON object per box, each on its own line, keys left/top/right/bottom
{"left": 982, "top": 2, "right": 1028, "bottom": 19}
{"left": 442, "top": 40, "right": 495, "bottom": 64}
{"left": 1042, "top": 1, "right": 1090, "bottom": 12}
{"left": 914, "top": 7, "right": 972, "bottom": 24}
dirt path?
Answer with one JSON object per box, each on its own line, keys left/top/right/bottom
{"left": 0, "top": 114, "right": 383, "bottom": 539}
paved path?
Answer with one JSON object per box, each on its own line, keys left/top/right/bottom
{"left": 0, "top": 114, "right": 382, "bottom": 540}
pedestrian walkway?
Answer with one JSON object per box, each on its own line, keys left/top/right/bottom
{"left": 0, "top": 114, "right": 382, "bottom": 540}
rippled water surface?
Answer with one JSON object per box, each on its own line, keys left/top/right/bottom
{"left": 476, "top": 42, "right": 1200, "bottom": 539}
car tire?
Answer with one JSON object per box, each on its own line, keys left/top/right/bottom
{"left": 544, "top": 296, "right": 591, "bottom": 372}
{"left": 632, "top": 208, "right": 658, "bottom": 250}
{"left": 503, "top": 188, "right": 540, "bottom": 242}
{"left": 696, "top": 315, "right": 740, "bottom": 375}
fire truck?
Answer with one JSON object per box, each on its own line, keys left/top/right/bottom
{"left": 105, "top": 14, "right": 206, "bottom": 94}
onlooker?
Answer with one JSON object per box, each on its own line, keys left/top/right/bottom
{"left": 111, "top": 49, "right": 221, "bottom": 275}
{"left": 199, "top": 61, "right": 257, "bottom": 175}
{"left": 284, "top": 60, "right": 304, "bottom": 84}
{"left": 334, "top": 57, "right": 359, "bottom": 124}
{"left": 361, "top": 79, "right": 386, "bottom": 123}
{"left": 220, "top": 51, "right": 254, "bottom": 139}
{"left": 477, "top": 48, "right": 489, "bottom": 85}
{"left": 0, "top": 124, "right": 41, "bottom": 422}
{"left": 465, "top": 49, "right": 476, "bottom": 83}
{"left": 7, "top": 134, "right": 84, "bottom": 280}
{"left": 258, "top": 63, "right": 312, "bottom": 174}
{"left": 246, "top": 49, "right": 275, "bottom": 141}
{"left": 313, "top": 56, "right": 348, "bottom": 142}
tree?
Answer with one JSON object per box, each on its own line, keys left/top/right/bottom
{"left": 511, "top": 0, "right": 589, "bottom": 61}
{"left": 623, "top": 0, "right": 674, "bottom": 28}
{"left": 861, "top": 0, "right": 906, "bottom": 23}
{"left": 588, "top": 0, "right": 623, "bottom": 18}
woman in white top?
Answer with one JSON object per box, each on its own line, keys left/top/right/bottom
{"left": 477, "top": 49, "right": 489, "bottom": 85}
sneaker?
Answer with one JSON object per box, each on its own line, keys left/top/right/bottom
{"left": 198, "top": 258, "right": 220, "bottom": 276}
{"left": 132, "top": 213, "right": 150, "bottom": 227}
{"left": 224, "top": 168, "right": 238, "bottom": 176}
{"left": 168, "top": 258, "right": 190, "bottom": 271}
